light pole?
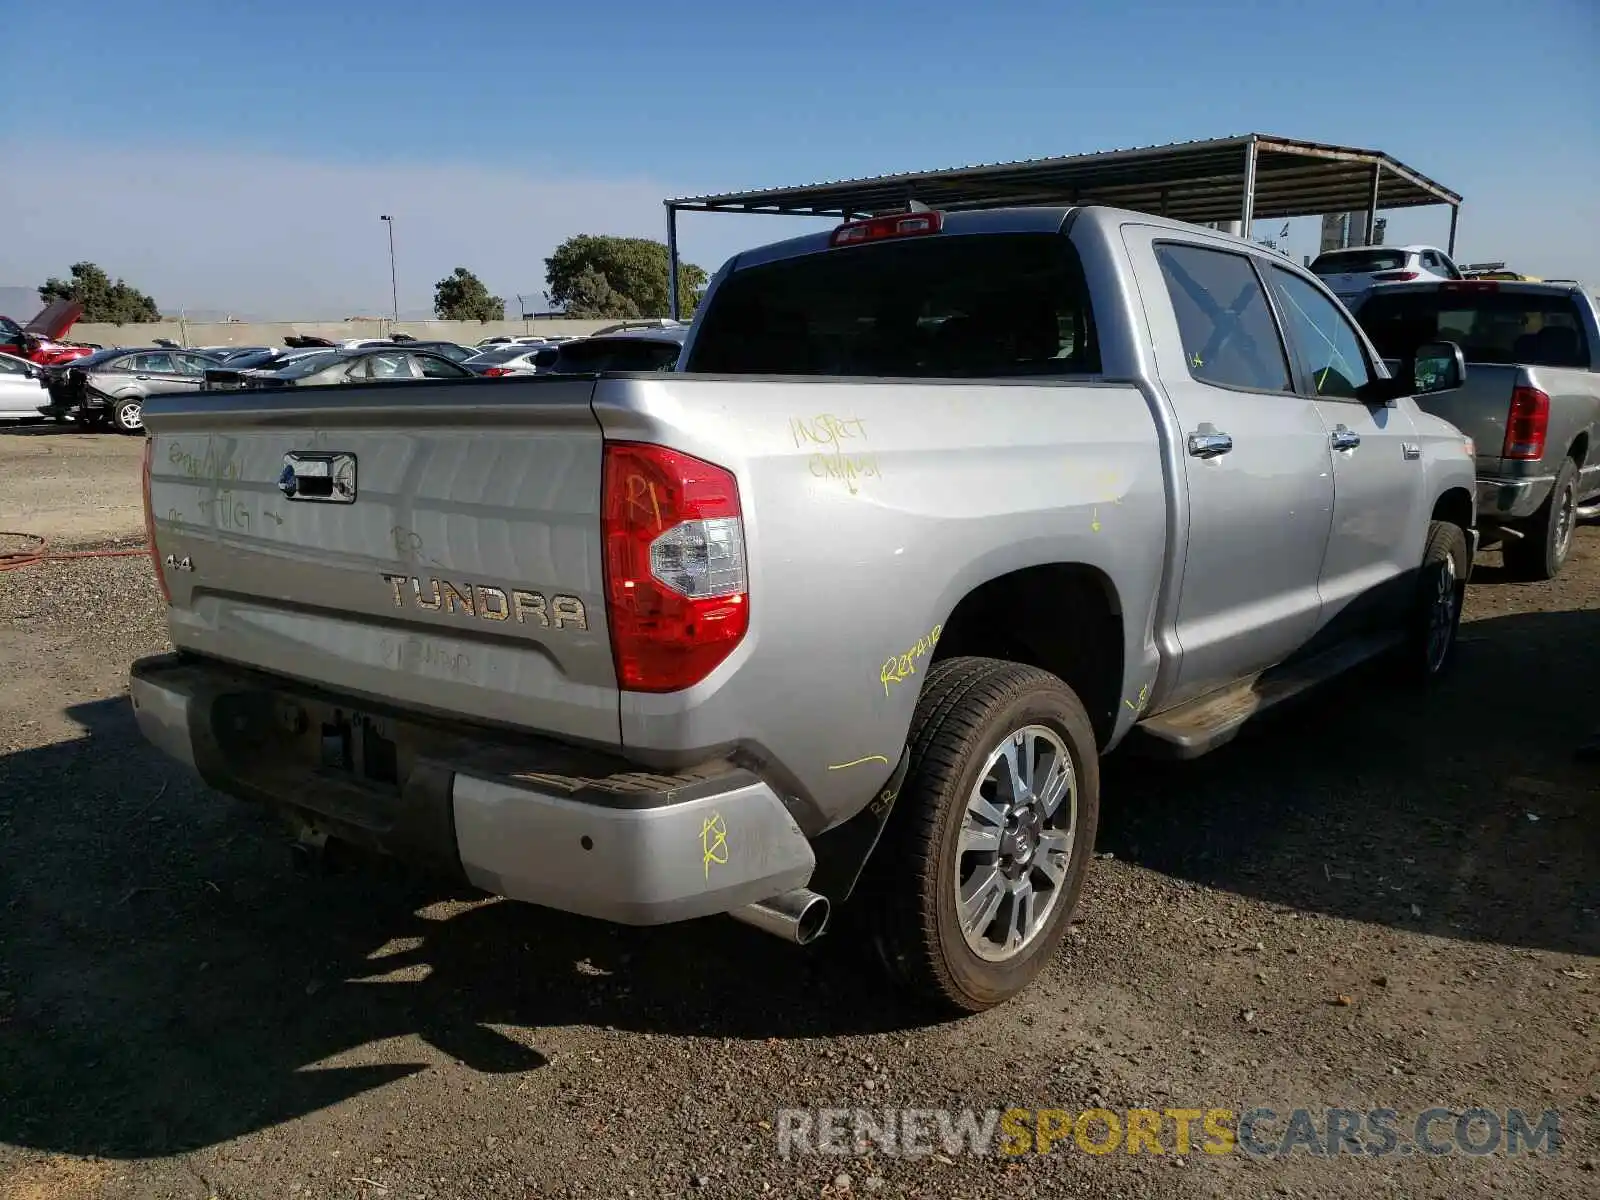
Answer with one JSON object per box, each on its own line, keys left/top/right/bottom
{"left": 379, "top": 214, "right": 398, "bottom": 330}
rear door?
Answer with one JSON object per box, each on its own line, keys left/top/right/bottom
{"left": 1264, "top": 265, "right": 1423, "bottom": 631}
{"left": 1128, "top": 232, "right": 1336, "bottom": 702}
{"left": 130, "top": 353, "right": 204, "bottom": 395}
{"left": 0, "top": 353, "right": 41, "bottom": 417}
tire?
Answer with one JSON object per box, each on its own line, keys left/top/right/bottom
{"left": 1504, "top": 458, "right": 1578, "bottom": 581}
{"left": 1398, "top": 520, "right": 1469, "bottom": 683}
{"left": 111, "top": 397, "right": 144, "bottom": 435}
{"left": 859, "top": 656, "right": 1100, "bottom": 1014}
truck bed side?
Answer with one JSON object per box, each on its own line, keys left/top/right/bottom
{"left": 590, "top": 373, "right": 1168, "bottom": 831}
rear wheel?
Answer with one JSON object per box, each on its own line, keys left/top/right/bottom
{"left": 1504, "top": 458, "right": 1577, "bottom": 580}
{"left": 860, "top": 657, "right": 1100, "bottom": 1013}
{"left": 111, "top": 398, "right": 144, "bottom": 435}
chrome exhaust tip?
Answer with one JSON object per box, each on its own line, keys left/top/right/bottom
{"left": 729, "top": 888, "right": 831, "bottom": 945}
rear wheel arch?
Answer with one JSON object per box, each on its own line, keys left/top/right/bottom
{"left": 928, "top": 564, "right": 1125, "bottom": 749}
{"left": 1569, "top": 431, "right": 1589, "bottom": 470}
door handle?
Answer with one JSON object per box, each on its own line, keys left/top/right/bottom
{"left": 134, "top": 374, "right": 151, "bottom": 380}
{"left": 1187, "top": 430, "right": 1234, "bottom": 459}
{"left": 1330, "top": 425, "right": 1361, "bottom": 451}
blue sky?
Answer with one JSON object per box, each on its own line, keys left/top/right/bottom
{"left": 2, "top": 0, "right": 1595, "bottom": 318}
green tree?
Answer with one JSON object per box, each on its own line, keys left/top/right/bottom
{"left": 433, "top": 268, "right": 505, "bottom": 321}
{"left": 561, "top": 266, "right": 642, "bottom": 320}
{"left": 38, "top": 262, "right": 161, "bottom": 323}
{"left": 545, "top": 235, "right": 707, "bottom": 320}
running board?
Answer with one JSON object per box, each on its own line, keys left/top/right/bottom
{"left": 1125, "top": 633, "right": 1402, "bottom": 760}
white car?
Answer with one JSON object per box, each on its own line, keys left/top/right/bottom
{"left": 463, "top": 345, "right": 546, "bottom": 376}
{"left": 1309, "top": 244, "right": 1465, "bottom": 309}
{"left": 0, "top": 351, "right": 46, "bottom": 421}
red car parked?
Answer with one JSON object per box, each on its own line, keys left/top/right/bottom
{"left": 0, "top": 300, "right": 91, "bottom": 366}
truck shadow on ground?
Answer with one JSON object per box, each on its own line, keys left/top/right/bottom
{"left": 0, "top": 607, "right": 1594, "bottom": 1159}
{"left": 1099, "top": 605, "right": 1599, "bottom": 962}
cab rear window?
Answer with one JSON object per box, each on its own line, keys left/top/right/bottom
{"left": 1356, "top": 290, "right": 1591, "bottom": 368}
{"left": 686, "top": 233, "right": 1100, "bottom": 378}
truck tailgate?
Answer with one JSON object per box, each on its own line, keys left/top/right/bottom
{"left": 143, "top": 380, "right": 620, "bottom": 746}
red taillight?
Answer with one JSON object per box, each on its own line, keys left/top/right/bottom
{"left": 601, "top": 442, "right": 748, "bottom": 692}
{"left": 1503, "top": 386, "right": 1550, "bottom": 460}
{"left": 1441, "top": 280, "right": 1499, "bottom": 294}
{"left": 141, "top": 438, "right": 171, "bottom": 603}
{"left": 1371, "top": 269, "right": 1420, "bottom": 282}
{"left": 484, "top": 366, "right": 512, "bottom": 376}
{"left": 830, "top": 210, "right": 944, "bottom": 247}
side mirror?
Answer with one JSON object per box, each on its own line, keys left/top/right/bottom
{"left": 1411, "top": 340, "right": 1466, "bottom": 394}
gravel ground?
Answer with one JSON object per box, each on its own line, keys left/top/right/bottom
{"left": 0, "top": 431, "right": 1596, "bottom": 1199}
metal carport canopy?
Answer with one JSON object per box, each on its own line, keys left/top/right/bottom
{"left": 662, "top": 133, "right": 1463, "bottom": 317}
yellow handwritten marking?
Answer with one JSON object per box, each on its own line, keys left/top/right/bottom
{"left": 625, "top": 474, "right": 663, "bottom": 531}
{"left": 700, "top": 814, "right": 729, "bottom": 879}
{"left": 792, "top": 414, "right": 880, "bottom": 494}
{"left": 1124, "top": 684, "right": 1151, "bottom": 714}
{"left": 827, "top": 755, "right": 891, "bottom": 771}
{"left": 1091, "top": 507, "right": 1102, "bottom": 533}
{"left": 808, "top": 450, "right": 882, "bottom": 495}
{"left": 790, "top": 413, "right": 867, "bottom": 450}
{"left": 879, "top": 623, "right": 944, "bottom": 696}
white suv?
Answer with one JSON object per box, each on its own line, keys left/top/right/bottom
{"left": 1310, "top": 244, "right": 1464, "bottom": 309}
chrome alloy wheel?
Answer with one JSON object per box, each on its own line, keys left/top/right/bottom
{"left": 954, "top": 724, "right": 1078, "bottom": 962}
{"left": 1553, "top": 482, "right": 1577, "bottom": 565}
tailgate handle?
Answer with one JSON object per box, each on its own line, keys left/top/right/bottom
{"left": 279, "top": 451, "right": 357, "bottom": 503}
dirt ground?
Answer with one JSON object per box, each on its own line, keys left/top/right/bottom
{"left": 0, "top": 427, "right": 148, "bottom": 548}
{"left": 0, "top": 428, "right": 1595, "bottom": 1200}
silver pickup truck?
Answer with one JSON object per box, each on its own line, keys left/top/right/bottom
{"left": 130, "top": 206, "right": 1478, "bottom": 1013}
{"left": 1353, "top": 279, "right": 1600, "bottom": 579}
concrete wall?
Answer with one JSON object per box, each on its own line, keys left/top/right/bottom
{"left": 67, "top": 318, "right": 615, "bottom": 349}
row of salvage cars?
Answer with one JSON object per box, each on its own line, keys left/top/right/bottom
{"left": 0, "top": 325, "right": 690, "bottom": 434}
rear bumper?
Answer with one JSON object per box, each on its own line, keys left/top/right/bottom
{"left": 1476, "top": 475, "right": 1553, "bottom": 522}
{"left": 128, "top": 653, "right": 816, "bottom": 925}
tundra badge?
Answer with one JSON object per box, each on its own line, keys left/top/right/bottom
{"left": 381, "top": 574, "right": 588, "bottom": 631}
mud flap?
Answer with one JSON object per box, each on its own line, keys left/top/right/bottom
{"left": 805, "top": 748, "right": 910, "bottom": 903}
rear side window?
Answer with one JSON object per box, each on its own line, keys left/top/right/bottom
{"left": 417, "top": 354, "right": 471, "bottom": 379}
{"left": 1356, "top": 289, "right": 1591, "bottom": 368}
{"left": 276, "top": 351, "right": 342, "bottom": 378}
{"left": 686, "top": 232, "right": 1099, "bottom": 378}
{"left": 1155, "top": 244, "right": 1290, "bottom": 392}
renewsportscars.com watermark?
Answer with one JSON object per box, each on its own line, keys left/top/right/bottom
{"left": 775, "top": 1106, "right": 1563, "bottom": 1160}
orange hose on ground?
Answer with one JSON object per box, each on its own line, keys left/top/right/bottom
{"left": 0, "top": 533, "right": 150, "bottom": 573}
